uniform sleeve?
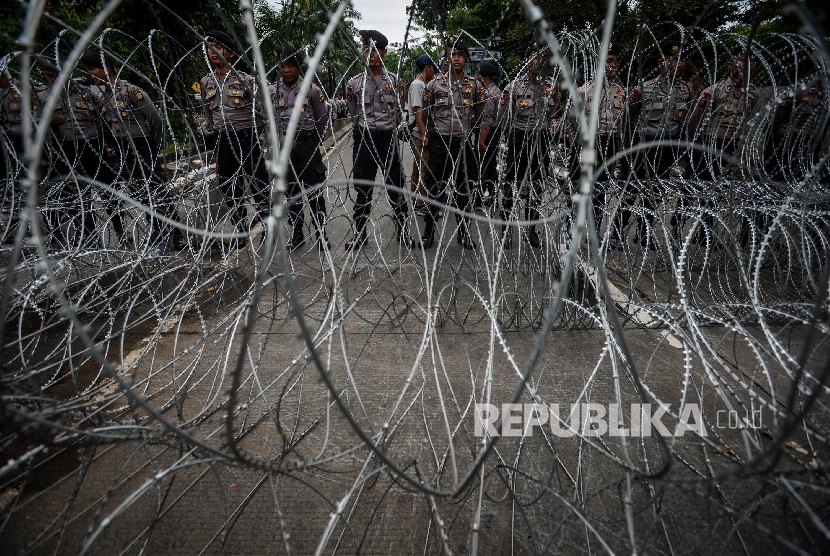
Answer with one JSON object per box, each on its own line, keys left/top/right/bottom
{"left": 627, "top": 84, "right": 643, "bottom": 127}
{"left": 346, "top": 78, "right": 357, "bottom": 118}
{"left": 480, "top": 90, "right": 498, "bottom": 130}
{"left": 131, "top": 85, "right": 163, "bottom": 148}
{"left": 473, "top": 81, "right": 486, "bottom": 127}
{"left": 687, "top": 86, "right": 713, "bottom": 139}
{"left": 495, "top": 84, "right": 511, "bottom": 127}
{"left": 312, "top": 85, "right": 328, "bottom": 139}
{"left": 200, "top": 77, "right": 214, "bottom": 136}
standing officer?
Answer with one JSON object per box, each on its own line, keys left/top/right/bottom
{"left": 475, "top": 60, "right": 501, "bottom": 210}
{"left": 573, "top": 41, "right": 627, "bottom": 247}
{"left": 269, "top": 44, "right": 329, "bottom": 252}
{"left": 0, "top": 55, "right": 39, "bottom": 244}
{"left": 420, "top": 35, "right": 486, "bottom": 250}
{"left": 409, "top": 53, "right": 438, "bottom": 215}
{"left": 200, "top": 29, "right": 270, "bottom": 251}
{"left": 687, "top": 45, "right": 758, "bottom": 179}
{"left": 344, "top": 29, "right": 416, "bottom": 251}
{"left": 627, "top": 41, "right": 692, "bottom": 248}
{"left": 768, "top": 56, "right": 827, "bottom": 181}
{"left": 38, "top": 58, "right": 108, "bottom": 248}
{"left": 82, "top": 52, "right": 185, "bottom": 253}
{"left": 495, "top": 43, "right": 558, "bottom": 249}
{"left": 687, "top": 45, "right": 758, "bottom": 246}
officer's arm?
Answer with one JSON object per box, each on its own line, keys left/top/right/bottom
{"left": 312, "top": 85, "right": 328, "bottom": 139}
{"left": 200, "top": 78, "right": 215, "bottom": 137}
{"left": 421, "top": 84, "right": 433, "bottom": 145}
{"left": 346, "top": 81, "right": 357, "bottom": 118}
{"left": 473, "top": 83, "right": 486, "bottom": 126}
{"left": 628, "top": 86, "right": 642, "bottom": 127}
{"left": 686, "top": 87, "right": 712, "bottom": 139}
{"left": 495, "top": 86, "right": 509, "bottom": 128}
{"left": 133, "top": 86, "right": 163, "bottom": 149}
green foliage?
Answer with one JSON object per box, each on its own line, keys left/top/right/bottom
{"left": 253, "top": 0, "right": 361, "bottom": 92}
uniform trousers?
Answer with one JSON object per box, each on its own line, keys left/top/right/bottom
{"left": 104, "top": 137, "right": 181, "bottom": 244}
{"left": 624, "top": 137, "right": 681, "bottom": 245}
{"left": 286, "top": 131, "right": 327, "bottom": 235}
{"left": 423, "top": 131, "right": 477, "bottom": 221}
{"left": 351, "top": 127, "right": 408, "bottom": 234}
{"left": 478, "top": 126, "right": 500, "bottom": 201}
{"left": 1, "top": 136, "right": 24, "bottom": 243}
{"left": 216, "top": 128, "right": 270, "bottom": 228}
{"left": 502, "top": 129, "right": 550, "bottom": 225}
{"left": 686, "top": 138, "right": 736, "bottom": 246}
{"left": 570, "top": 135, "right": 618, "bottom": 238}
{"left": 43, "top": 137, "right": 110, "bottom": 246}
{"left": 409, "top": 135, "right": 430, "bottom": 207}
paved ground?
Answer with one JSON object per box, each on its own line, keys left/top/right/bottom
{"left": 2, "top": 134, "right": 829, "bottom": 554}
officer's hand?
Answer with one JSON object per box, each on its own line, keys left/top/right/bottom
{"left": 478, "top": 139, "right": 486, "bottom": 154}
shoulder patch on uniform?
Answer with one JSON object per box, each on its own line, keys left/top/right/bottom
{"left": 346, "top": 85, "right": 353, "bottom": 102}
{"left": 130, "top": 87, "right": 143, "bottom": 101}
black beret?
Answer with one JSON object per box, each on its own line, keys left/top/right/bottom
{"left": 35, "top": 55, "right": 60, "bottom": 73}
{"left": 525, "top": 41, "right": 548, "bottom": 58}
{"left": 81, "top": 52, "right": 108, "bottom": 69}
{"left": 733, "top": 44, "right": 751, "bottom": 59}
{"left": 446, "top": 36, "right": 470, "bottom": 60}
{"left": 607, "top": 41, "right": 621, "bottom": 57}
{"left": 205, "top": 30, "right": 236, "bottom": 53}
{"left": 660, "top": 41, "right": 683, "bottom": 58}
{"left": 478, "top": 60, "right": 497, "bottom": 77}
{"left": 359, "top": 30, "right": 388, "bottom": 50}
{"left": 276, "top": 44, "right": 302, "bottom": 67}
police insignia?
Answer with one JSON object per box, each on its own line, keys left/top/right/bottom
{"left": 545, "top": 84, "right": 552, "bottom": 93}
{"left": 677, "top": 110, "right": 685, "bottom": 118}
{"left": 384, "top": 82, "right": 393, "bottom": 90}
{"left": 477, "top": 89, "right": 485, "bottom": 100}
{"left": 809, "top": 85, "right": 817, "bottom": 93}
{"left": 802, "top": 96, "right": 810, "bottom": 101}
{"left": 12, "top": 92, "right": 20, "bottom": 99}
{"left": 614, "top": 100, "right": 622, "bottom": 107}
{"left": 206, "top": 90, "right": 216, "bottom": 98}
{"left": 346, "top": 86, "right": 353, "bottom": 102}
{"left": 234, "top": 98, "right": 240, "bottom": 104}
{"left": 679, "top": 85, "right": 688, "bottom": 93}
{"left": 616, "top": 88, "right": 622, "bottom": 95}
{"left": 10, "top": 103, "right": 19, "bottom": 110}
{"left": 319, "top": 90, "right": 324, "bottom": 102}
{"left": 726, "top": 85, "right": 732, "bottom": 92}
{"left": 121, "top": 111, "right": 128, "bottom": 117}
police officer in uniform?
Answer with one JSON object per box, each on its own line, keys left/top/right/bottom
{"left": 495, "top": 43, "right": 558, "bottom": 249}
{"left": 0, "top": 56, "right": 39, "bottom": 244}
{"left": 574, "top": 42, "right": 627, "bottom": 247}
{"left": 82, "top": 52, "right": 185, "bottom": 252}
{"left": 687, "top": 45, "right": 758, "bottom": 180}
{"left": 475, "top": 60, "right": 501, "bottom": 209}
{"left": 344, "top": 30, "right": 416, "bottom": 251}
{"left": 768, "top": 59, "right": 827, "bottom": 181}
{"left": 200, "top": 30, "right": 270, "bottom": 251}
{"left": 420, "top": 36, "right": 486, "bottom": 250}
{"left": 687, "top": 45, "right": 759, "bottom": 246}
{"left": 627, "top": 41, "right": 692, "bottom": 248}
{"left": 38, "top": 59, "right": 109, "bottom": 248}
{"left": 269, "top": 44, "right": 329, "bottom": 252}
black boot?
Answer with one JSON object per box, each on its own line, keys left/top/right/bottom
{"left": 524, "top": 227, "right": 541, "bottom": 249}
{"left": 421, "top": 216, "right": 435, "bottom": 249}
{"left": 395, "top": 214, "right": 418, "bottom": 249}
{"left": 501, "top": 225, "right": 512, "bottom": 249}
{"left": 285, "top": 221, "right": 306, "bottom": 253}
{"left": 456, "top": 218, "right": 476, "bottom": 250}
